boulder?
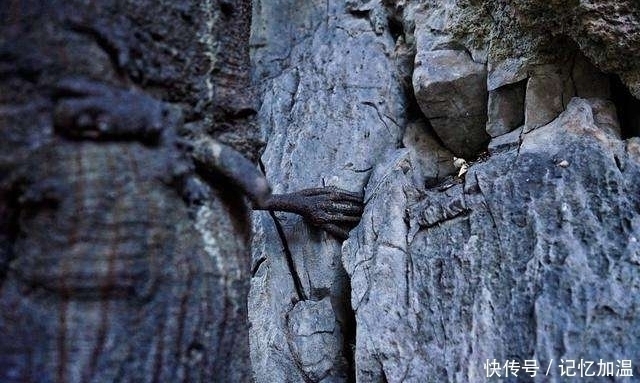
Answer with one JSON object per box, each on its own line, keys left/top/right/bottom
{"left": 412, "top": 49, "right": 490, "bottom": 158}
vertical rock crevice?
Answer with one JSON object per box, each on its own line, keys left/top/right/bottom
{"left": 249, "top": 1, "right": 407, "bottom": 381}
{"left": 611, "top": 75, "right": 640, "bottom": 139}
{"left": 268, "top": 208, "right": 308, "bottom": 302}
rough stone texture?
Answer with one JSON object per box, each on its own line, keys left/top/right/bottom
{"left": 486, "top": 80, "right": 526, "bottom": 137}
{"left": 1, "top": 142, "right": 251, "bottom": 382}
{"left": 249, "top": 0, "right": 413, "bottom": 381}
{"left": 342, "top": 149, "right": 426, "bottom": 382}
{"left": 1, "top": 0, "right": 254, "bottom": 381}
{"left": 524, "top": 64, "right": 566, "bottom": 133}
{"left": 343, "top": 98, "right": 640, "bottom": 381}
{"left": 286, "top": 298, "right": 347, "bottom": 382}
{"left": 523, "top": 58, "right": 613, "bottom": 134}
{"left": 488, "top": 126, "right": 523, "bottom": 154}
{"left": 402, "top": 121, "right": 456, "bottom": 188}
{"left": 250, "top": 1, "right": 640, "bottom": 382}
{"left": 482, "top": 0, "right": 640, "bottom": 97}
{"left": 4, "top": 0, "right": 640, "bottom": 382}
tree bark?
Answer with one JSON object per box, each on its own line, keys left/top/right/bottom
{"left": 1, "top": 1, "right": 255, "bottom": 382}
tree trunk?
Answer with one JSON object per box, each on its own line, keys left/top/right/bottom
{"left": 1, "top": 1, "right": 254, "bottom": 382}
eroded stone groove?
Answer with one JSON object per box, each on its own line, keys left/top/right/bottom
{"left": 269, "top": 209, "right": 308, "bottom": 302}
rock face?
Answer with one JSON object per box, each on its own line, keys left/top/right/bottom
{"left": 249, "top": 1, "right": 406, "bottom": 381}
{"left": 250, "top": 0, "right": 640, "bottom": 382}
{"left": 412, "top": 49, "right": 489, "bottom": 157}
{"left": 344, "top": 98, "right": 640, "bottom": 381}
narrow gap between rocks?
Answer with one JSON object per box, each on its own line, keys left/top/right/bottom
{"left": 257, "top": 159, "right": 307, "bottom": 301}
{"left": 341, "top": 276, "right": 357, "bottom": 383}
{"left": 347, "top": 9, "right": 369, "bottom": 19}
{"left": 509, "top": 78, "right": 527, "bottom": 129}
{"left": 610, "top": 75, "right": 640, "bottom": 139}
{"left": 387, "top": 15, "right": 403, "bottom": 42}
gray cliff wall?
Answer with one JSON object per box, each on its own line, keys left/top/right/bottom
{"left": 250, "top": 1, "right": 640, "bottom": 382}
{"left": 249, "top": 1, "right": 406, "bottom": 381}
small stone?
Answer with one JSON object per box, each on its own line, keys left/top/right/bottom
{"left": 557, "top": 159, "right": 570, "bottom": 168}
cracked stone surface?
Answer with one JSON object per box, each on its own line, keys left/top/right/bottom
{"left": 5, "top": 1, "right": 640, "bottom": 382}
{"left": 343, "top": 98, "right": 640, "bottom": 381}
{"left": 1, "top": 1, "right": 255, "bottom": 381}
{"left": 286, "top": 298, "right": 346, "bottom": 382}
{"left": 249, "top": 1, "right": 409, "bottom": 382}
{"left": 250, "top": 1, "right": 640, "bottom": 382}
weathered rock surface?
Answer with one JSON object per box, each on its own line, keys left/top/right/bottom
{"left": 412, "top": 49, "right": 489, "bottom": 158}
{"left": 480, "top": 0, "right": 640, "bottom": 98}
{"left": 344, "top": 98, "right": 640, "bottom": 381}
{"left": 7, "top": 0, "right": 638, "bottom": 382}
{"left": 250, "top": 1, "right": 640, "bottom": 382}
{"left": 486, "top": 80, "right": 526, "bottom": 137}
{"left": 523, "top": 64, "right": 566, "bottom": 132}
{"left": 402, "top": 121, "right": 456, "bottom": 188}
{"left": 249, "top": 1, "right": 409, "bottom": 381}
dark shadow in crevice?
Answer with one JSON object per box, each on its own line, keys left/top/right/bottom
{"left": 257, "top": 158, "right": 307, "bottom": 302}
{"left": 219, "top": 1, "right": 234, "bottom": 17}
{"left": 610, "top": 75, "right": 640, "bottom": 139}
{"left": 341, "top": 276, "right": 357, "bottom": 383}
{"left": 347, "top": 9, "right": 370, "bottom": 19}
{"left": 503, "top": 77, "right": 527, "bottom": 129}
{"left": 387, "top": 16, "right": 403, "bottom": 42}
